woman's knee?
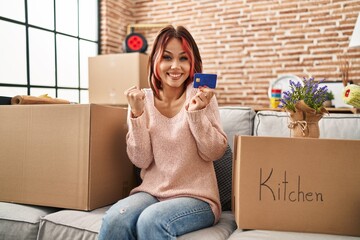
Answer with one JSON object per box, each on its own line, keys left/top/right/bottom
{"left": 136, "top": 205, "right": 173, "bottom": 239}
{"left": 102, "top": 206, "right": 133, "bottom": 231}
{"left": 99, "top": 206, "right": 137, "bottom": 240}
{"left": 136, "top": 198, "right": 214, "bottom": 239}
{"left": 99, "top": 193, "right": 159, "bottom": 239}
{"left": 103, "top": 207, "right": 124, "bottom": 223}
{"left": 137, "top": 206, "right": 162, "bottom": 228}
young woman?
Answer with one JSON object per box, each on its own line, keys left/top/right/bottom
{"left": 98, "top": 25, "right": 227, "bottom": 240}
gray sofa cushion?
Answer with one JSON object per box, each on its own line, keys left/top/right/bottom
{"left": 0, "top": 202, "right": 59, "bottom": 240}
{"left": 254, "top": 111, "right": 360, "bottom": 139}
{"left": 37, "top": 206, "right": 105, "bottom": 240}
{"left": 214, "top": 144, "right": 233, "bottom": 211}
{"left": 228, "top": 229, "right": 360, "bottom": 240}
{"left": 219, "top": 107, "right": 256, "bottom": 151}
{"left": 37, "top": 206, "right": 236, "bottom": 240}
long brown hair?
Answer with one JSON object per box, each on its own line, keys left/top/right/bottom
{"left": 148, "top": 25, "right": 202, "bottom": 98}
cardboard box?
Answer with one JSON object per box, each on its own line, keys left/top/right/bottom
{"left": 89, "top": 52, "right": 148, "bottom": 105}
{"left": 233, "top": 136, "right": 360, "bottom": 237}
{"left": 0, "top": 104, "right": 136, "bottom": 210}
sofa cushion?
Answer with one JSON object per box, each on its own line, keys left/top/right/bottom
{"left": 254, "top": 111, "right": 360, "bottom": 139}
{"left": 219, "top": 107, "right": 256, "bottom": 151}
{"left": 37, "top": 206, "right": 236, "bottom": 240}
{"left": 0, "top": 202, "right": 59, "bottom": 240}
{"left": 227, "top": 229, "right": 360, "bottom": 240}
{"left": 319, "top": 113, "right": 360, "bottom": 139}
{"left": 253, "top": 111, "right": 290, "bottom": 137}
{"left": 37, "top": 206, "right": 105, "bottom": 240}
{"left": 214, "top": 144, "right": 232, "bottom": 211}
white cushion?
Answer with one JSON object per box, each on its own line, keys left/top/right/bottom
{"left": 219, "top": 107, "right": 256, "bottom": 151}
{"left": 319, "top": 113, "right": 360, "bottom": 139}
{"left": 0, "top": 202, "right": 59, "bottom": 240}
{"left": 253, "top": 111, "right": 290, "bottom": 137}
{"left": 254, "top": 111, "right": 360, "bottom": 139}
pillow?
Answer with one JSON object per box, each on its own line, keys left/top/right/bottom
{"left": 213, "top": 144, "right": 233, "bottom": 211}
{"left": 219, "top": 107, "right": 256, "bottom": 152}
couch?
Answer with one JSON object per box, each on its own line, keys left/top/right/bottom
{"left": 1, "top": 106, "right": 360, "bottom": 240}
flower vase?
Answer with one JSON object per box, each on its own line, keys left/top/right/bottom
{"left": 286, "top": 100, "right": 328, "bottom": 138}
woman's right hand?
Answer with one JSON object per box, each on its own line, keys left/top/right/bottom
{"left": 187, "top": 86, "right": 215, "bottom": 111}
{"left": 124, "top": 86, "right": 145, "bottom": 118}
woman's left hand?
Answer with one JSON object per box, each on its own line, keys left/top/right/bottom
{"left": 187, "top": 87, "right": 215, "bottom": 111}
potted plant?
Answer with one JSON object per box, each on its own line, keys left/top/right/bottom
{"left": 323, "top": 91, "right": 334, "bottom": 108}
{"left": 280, "top": 77, "right": 329, "bottom": 138}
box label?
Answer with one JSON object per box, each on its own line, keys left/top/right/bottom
{"left": 259, "top": 168, "right": 324, "bottom": 202}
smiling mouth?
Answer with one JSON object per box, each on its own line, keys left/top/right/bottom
{"left": 168, "top": 73, "right": 182, "bottom": 79}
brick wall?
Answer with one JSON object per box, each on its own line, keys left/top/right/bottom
{"left": 100, "top": 0, "right": 134, "bottom": 53}
{"left": 100, "top": 0, "right": 360, "bottom": 107}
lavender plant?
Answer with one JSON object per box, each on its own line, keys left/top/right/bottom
{"left": 280, "top": 77, "right": 329, "bottom": 113}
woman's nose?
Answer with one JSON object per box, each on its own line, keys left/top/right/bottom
{"left": 171, "top": 59, "right": 180, "bottom": 69}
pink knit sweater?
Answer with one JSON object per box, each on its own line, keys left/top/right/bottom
{"left": 126, "top": 84, "right": 228, "bottom": 224}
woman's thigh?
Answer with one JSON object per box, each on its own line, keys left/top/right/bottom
{"left": 137, "top": 197, "right": 214, "bottom": 240}
{"left": 98, "top": 192, "right": 158, "bottom": 240}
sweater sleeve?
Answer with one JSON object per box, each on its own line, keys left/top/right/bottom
{"left": 126, "top": 107, "right": 154, "bottom": 169}
{"left": 186, "top": 96, "right": 228, "bottom": 161}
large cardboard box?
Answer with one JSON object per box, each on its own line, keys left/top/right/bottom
{"left": 233, "top": 136, "right": 360, "bottom": 237}
{"left": 0, "top": 104, "right": 136, "bottom": 210}
{"left": 89, "top": 52, "right": 148, "bottom": 105}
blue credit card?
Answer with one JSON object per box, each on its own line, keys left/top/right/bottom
{"left": 193, "top": 73, "right": 217, "bottom": 89}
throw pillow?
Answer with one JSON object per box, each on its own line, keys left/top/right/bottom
{"left": 214, "top": 144, "right": 233, "bottom": 211}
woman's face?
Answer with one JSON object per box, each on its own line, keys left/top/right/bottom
{"left": 158, "top": 38, "right": 191, "bottom": 89}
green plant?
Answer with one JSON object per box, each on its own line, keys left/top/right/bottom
{"left": 280, "top": 77, "right": 329, "bottom": 113}
{"left": 325, "top": 91, "right": 334, "bottom": 101}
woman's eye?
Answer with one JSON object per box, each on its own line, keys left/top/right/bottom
{"left": 163, "top": 55, "right": 171, "bottom": 60}
{"left": 180, "top": 56, "right": 188, "bottom": 61}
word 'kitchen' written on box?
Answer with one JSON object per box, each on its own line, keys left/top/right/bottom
{"left": 259, "top": 168, "right": 324, "bottom": 202}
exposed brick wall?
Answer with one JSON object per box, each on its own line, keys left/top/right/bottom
{"left": 100, "top": 0, "right": 360, "bottom": 107}
{"left": 100, "top": 0, "right": 134, "bottom": 54}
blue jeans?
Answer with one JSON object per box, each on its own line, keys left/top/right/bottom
{"left": 98, "top": 192, "right": 215, "bottom": 240}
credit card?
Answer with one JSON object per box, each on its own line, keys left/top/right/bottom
{"left": 193, "top": 73, "right": 217, "bottom": 89}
